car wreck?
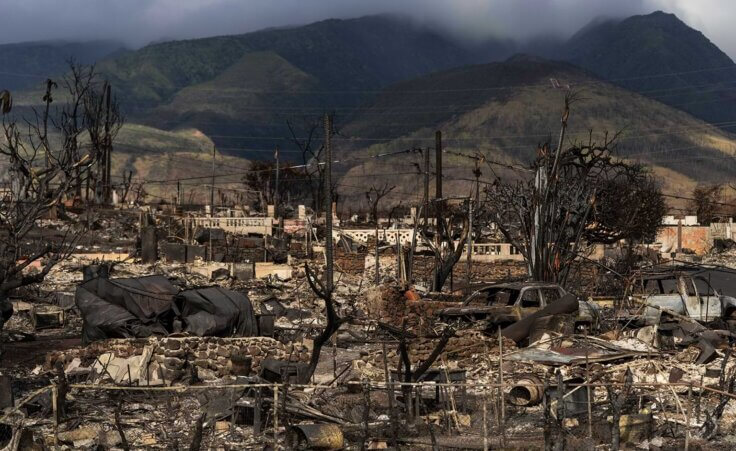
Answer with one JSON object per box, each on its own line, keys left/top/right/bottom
{"left": 439, "top": 281, "right": 600, "bottom": 335}
{"left": 619, "top": 270, "right": 736, "bottom": 326}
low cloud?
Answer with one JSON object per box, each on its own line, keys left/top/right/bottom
{"left": 0, "top": 0, "right": 732, "bottom": 57}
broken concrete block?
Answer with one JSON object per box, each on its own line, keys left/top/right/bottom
{"left": 231, "top": 262, "right": 255, "bottom": 280}
{"left": 215, "top": 421, "right": 230, "bottom": 433}
{"left": 31, "top": 306, "right": 64, "bottom": 330}
{"left": 255, "top": 262, "right": 292, "bottom": 280}
{"left": 92, "top": 348, "right": 153, "bottom": 385}
{"left": 141, "top": 226, "right": 158, "bottom": 263}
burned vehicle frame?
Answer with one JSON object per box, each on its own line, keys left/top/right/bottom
{"left": 619, "top": 270, "right": 736, "bottom": 326}
{"left": 439, "top": 281, "right": 600, "bottom": 332}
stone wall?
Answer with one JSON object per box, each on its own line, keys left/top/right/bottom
{"left": 657, "top": 225, "right": 712, "bottom": 255}
{"left": 363, "top": 285, "right": 461, "bottom": 334}
{"left": 334, "top": 250, "right": 368, "bottom": 274}
{"left": 47, "top": 336, "right": 310, "bottom": 384}
{"left": 408, "top": 256, "right": 527, "bottom": 285}
{"left": 328, "top": 248, "right": 528, "bottom": 283}
{"left": 368, "top": 329, "right": 511, "bottom": 370}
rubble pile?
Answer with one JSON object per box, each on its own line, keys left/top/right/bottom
{"left": 46, "top": 336, "right": 311, "bottom": 384}
{"left": 7, "top": 206, "right": 736, "bottom": 449}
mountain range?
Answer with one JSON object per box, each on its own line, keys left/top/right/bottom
{"left": 5, "top": 11, "right": 736, "bottom": 204}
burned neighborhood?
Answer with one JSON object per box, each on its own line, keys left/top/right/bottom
{"left": 5, "top": 2, "right": 736, "bottom": 450}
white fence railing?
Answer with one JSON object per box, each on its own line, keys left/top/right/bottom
{"left": 189, "top": 217, "right": 273, "bottom": 236}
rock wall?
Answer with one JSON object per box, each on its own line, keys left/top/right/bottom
{"left": 363, "top": 285, "right": 461, "bottom": 334}
{"left": 368, "top": 329, "right": 511, "bottom": 370}
{"left": 411, "top": 256, "right": 528, "bottom": 284}
{"left": 330, "top": 250, "right": 528, "bottom": 284}
{"left": 334, "top": 250, "right": 367, "bottom": 274}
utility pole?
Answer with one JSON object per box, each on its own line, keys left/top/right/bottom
{"left": 435, "top": 131, "right": 443, "bottom": 229}
{"left": 324, "top": 114, "right": 334, "bottom": 295}
{"left": 375, "top": 224, "right": 380, "bottom": 285}
{"left": 274, "top": 145, "right": 280, "bottom": 218}
{"left": 474, "top": 159, "right": 482, "bottom": 210}
{"left": 466, "top": 199, "right": 473, "bottom": 294}
{"left": 423, "top": 147, "right": 430, "bottom": 233}
{"left": 104, "top": 83, "right": 112, "bottom": 205}
{"left": 470, "top": 160, "right": 480, "bottom": 294}
{"left": 210, "top": 147, "right": 216, "bottom": 216}
{"left": 434, "top": 131, "right": 443, "bottom": 291}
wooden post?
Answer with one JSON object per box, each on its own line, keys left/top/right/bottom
{"left": 483, "top": 388, "right": 489, "bottom": 451}
{"left": 686, "top": 384, "right": 692, "bottom": 450}
{"left": 264, "top": 235, "right": 268, "bottom": 262}
{"left": 189, "top": 414, "right": 204, "bottom": 451}
{"left": 697, "top": 374, "right": 703, "bottom": 422}
{"left": 210, "top": 147, "right": 216, "bottom": 215}
{"left": 498, "top": 327, "right": 505, "bottom": 445}
{"left": 434, "top": 131, "right": 443, "bottom": 292}
{"left": 273, "top": 384, "right": 279, "bottom": 447}
{"left": 52, "top": 386, "right": 59, "bottom": 446}
{"left": 424, "top": 147, "right": 430, "bottom": 232}
{"left": 435, "top": 131, "right": 442, "bottom": 225}
{"left": 396, "top": 232, "right": 402, "bottom": 282}
{"left": 466, "top": 199, "right": 473, "bottom": 294}
{"left": 274, "top": 145, "right": 280, "bottom": 217}
{"left": 362, "top": 380, "right": 370, "bottom": 451}
{"left": 375, "top": 226, "right": 380, "bottom": 285}
{"left": 254, "top": 387, "right": 262, "bottom": 435}
{"left": 587, "top": 352, "right": 593, "bottom": 437}
{"left": 543, "top": 377, "right": 552, "bottom": 451}
{"left": 382, "top": 342, "right": 398, "bottom": 448}
{"left": 554, "top": 371, "right": 566, "bottom": 451}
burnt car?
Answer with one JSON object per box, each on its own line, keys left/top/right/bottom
{"left": 439, "top": 282, "right": 600, "bottom": 332}
{"left": 620, "top": 271, "right": 736, "bottom": 326}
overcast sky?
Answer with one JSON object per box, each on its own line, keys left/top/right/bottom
{"left": 1, "top": 0, "right": 734, "bottom": 58}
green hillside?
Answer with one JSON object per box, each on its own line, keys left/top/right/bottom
{"left": 335, "top": 57, "right": 736, "bottom": 205}
{"left": 111, "top": 124, "right": 250, "bottom": 202}
{"left": 89, "top": 15, "right": 502, "bottom": 155}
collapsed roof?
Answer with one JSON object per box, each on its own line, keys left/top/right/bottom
{"left": 76, "top": 275, "right": 257, "bottom": 343}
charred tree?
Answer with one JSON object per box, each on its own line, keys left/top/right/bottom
{"left": 286, "top": 116, "right": 337, "bottom": 216}
{"left": 422, "top": 203, "right": 470, "bottom": 291}
{"left": 366, "top": 184, "right": 395, "bottom": 223}
{"left": 479, "top": 94, "right": 665, "bottom": 284}
{"left": 300, "top": 263, "right": 350, "bottom": 384}
{"left": 0, "top": 63, "right": 119, "bottom": 335}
